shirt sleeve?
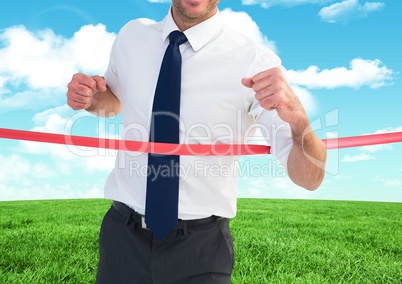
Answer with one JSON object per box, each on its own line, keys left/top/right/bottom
{"left": 244, "top": 44, "right": 293, "bottom": 171}
{"left": 104, "top": 27, "right": 123, "bottom": 99}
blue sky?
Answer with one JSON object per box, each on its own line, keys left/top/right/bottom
{"left": 0, "top": 0, "right": 401, "bottom": 202}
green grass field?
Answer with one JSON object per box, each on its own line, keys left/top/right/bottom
{"left": 0, "top": 199, "right": 401, "bottom": 283}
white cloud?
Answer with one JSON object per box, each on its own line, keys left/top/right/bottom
{"left": 382, "top": 179, "right": 401, "bottom": 187}
{"left": 326, "top": 132, "right": 338, "bottom": 139}
{"left": 221, "top": 8, "right": 277, "bottom": 52}
{"left": 0, "top": 154, "right": 32, "bottom": 182}
{"left": 32, "top": 163, "right": 57, "bottom": 179}
{"left": 84, "top": 154, "right": 116, "bottom": 173}
{"left": 373, "top": 177, "right": 402, "bottom": 188}
{"left": 290, "top": 85, "right": 316, "bottom": 114}
{"left": 19, "top": 105, "right": 117, "bottom": 174}
{"left": 0, "top": 24, "right": 115, "bottom": 111}
{"left": 33, "top": 112, "right": 72, "bottom": 134}
{"left": 147, "top": 0, "right": 170, "bottom": 3}
{"left": 0, "top": 181, "right": 104, "bottom": 201}
{"left": 287, "top": 58, "right": 393, "bottom": 89}
{"left": 242, "top": 0, "right": 333, "bottom": 9}
{"left": 0, "top": 153, "right": 59, "bottom": 201}
{"left": 0, "top": 89, "right": 64, "bottom": 112}
{"left": 360, "top": 126, "right": 402, "bottom": 153}
{"left": 0, "top": 76, "right": 7, "bottom": 94}
{"left": 27, "top": 105, "right": 118, "bottom": 163}
{"left": 372, "top": 126, "right": 402, "bottom": 135}
{"left": 239, "top": 175, "right": 297, "bottom": 198}
{"left": 342, "top": 153, "right": 375, "bottom": 162}
{"left": 243, "top": 0, "right": 384, "bottom": 23}
{"left": 141, "top": 7, "right": 277, "bottom": 51}
{"left": 151, "top": 0, "right": 332, "bottom": 8}
{"left": 360, "top": 143, "right": 392, "bottom": 153}
{"left": 342, "top": 126, "right": 402, "bottom": 162}
{"left": 18, "top": 105, "right": 76, "bottom": 162}
{"left": 319, "top": 0, "right": 385, "bottom": 24}
{"left": 0, "top": 104, "right": 116, "bottom": 201}
{"left": 32, "top": 105, "right": 73, "bottom": 127}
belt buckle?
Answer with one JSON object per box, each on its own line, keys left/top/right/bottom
{"left": 141, "top": 216, "right": 150, "bottom": 230}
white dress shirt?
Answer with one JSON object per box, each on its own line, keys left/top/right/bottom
{"left": 103, "top": 9, "right": 293, "bottom": 220}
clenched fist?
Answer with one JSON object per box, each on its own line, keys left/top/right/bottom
{"left": 241, "top": 67, "right": 307, "bottom": 128}
{"left": 242, "top": 67, "right": 326, "bottom": 190}
{"left": 67, "top": 73, "right": 107, "bottom": 110}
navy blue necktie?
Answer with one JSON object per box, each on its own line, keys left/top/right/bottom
{"left": 145, "top": 31, "right": 188, "bottom": 240}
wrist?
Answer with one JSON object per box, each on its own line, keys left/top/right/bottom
{"left": 289, "top": 114, "right": 310, "bottom": 145}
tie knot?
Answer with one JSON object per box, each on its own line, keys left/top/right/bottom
{"left": 169, "top": 31, "right": 188, "bottom": 46}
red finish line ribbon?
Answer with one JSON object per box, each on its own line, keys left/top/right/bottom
{"left": 0, "top": 128, "right": 270, "bottom": 156}
{"left": 322, "top": 131, "right": 402, "bottom": 150}
{"left": 1, "top": 128, "right": 402, "bottom": 156}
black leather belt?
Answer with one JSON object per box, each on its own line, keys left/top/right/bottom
{"left": 112, "top": 201, "right": 224, "bottom": 230}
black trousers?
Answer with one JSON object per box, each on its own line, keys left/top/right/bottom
{"left": 96, "top": 202, "right": 234, "bottom": 284}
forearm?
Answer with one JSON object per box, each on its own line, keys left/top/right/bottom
{"left": 242, "top": 67, "right": 327, "bottom": 190}
{"left": 287, "top": 118, "right": 327, "bottom": 191}
{"left": 86, "top": 85, "right": 121, "bottom": 117}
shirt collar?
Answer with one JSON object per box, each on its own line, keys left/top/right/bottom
{"left": 162, "top": 7, "right": 222, "bottom": 52}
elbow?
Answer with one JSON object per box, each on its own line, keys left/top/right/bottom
{"left": 291, "top": 173, "right": 325, "bottom": 191}
{"left": 304, "top": 175, "right": 324, "bottom": 191}
{"left": 287, "top": 139, "right": 327, "bottom": 191}
{"left": 288, "top": 151, "right": 327, "bottom": 191}
{"left": 305, "top": 157, "right": 327, "bottom": 191}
